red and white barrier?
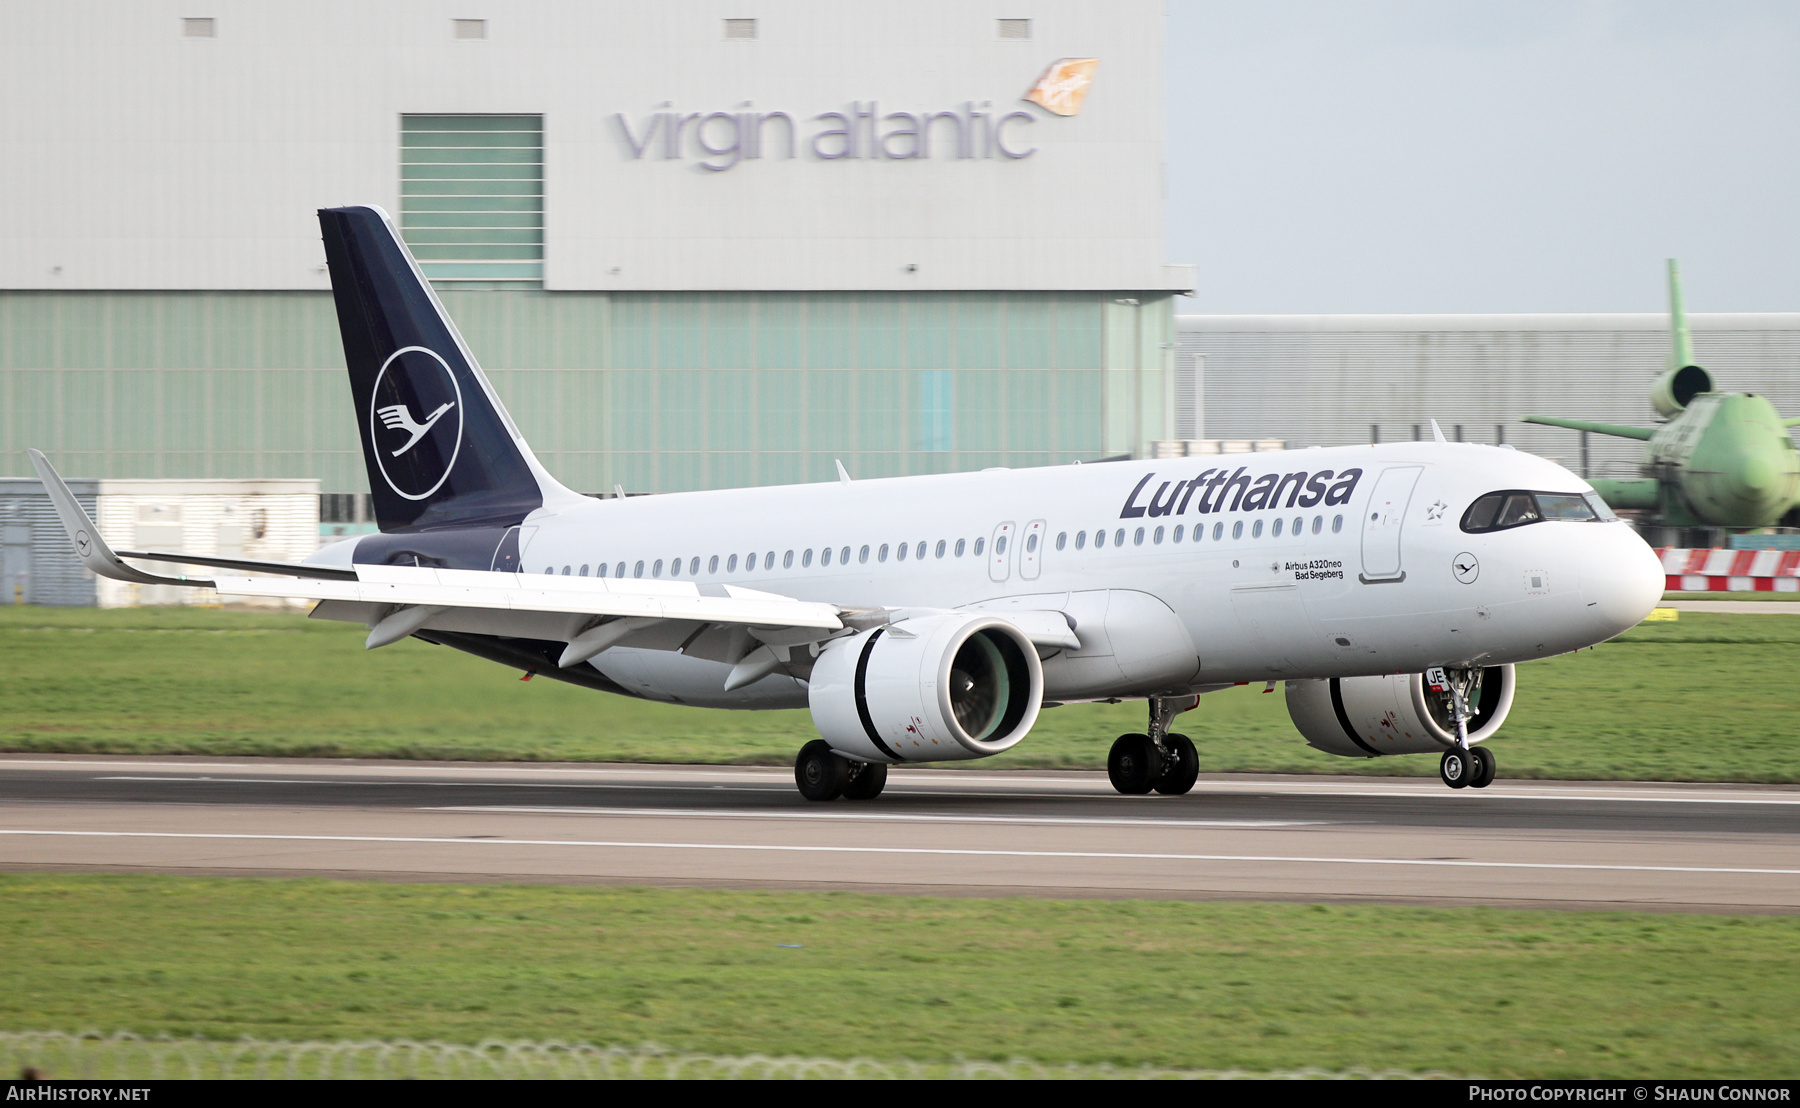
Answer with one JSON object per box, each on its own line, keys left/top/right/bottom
{"left": 1657, "top": 548, "right": 1800, "bottom": 592}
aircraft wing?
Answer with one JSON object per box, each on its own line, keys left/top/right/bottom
{"left": 28, "top": 446, "right": 1077, "bottom": 688}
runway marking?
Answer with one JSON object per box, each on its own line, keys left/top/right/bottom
{"left": 421, "top": 805, "right": 1322, "bottom": 829}
{"left": 3, "top": 829, "right": 1797, "bottom": 877}
{"left": 76, "top": 775, "right": 1800, "bottom": 806}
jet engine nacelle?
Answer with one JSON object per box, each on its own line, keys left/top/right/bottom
{"left": 1285, "top": 665, "right": 1516, "bottom": 757}
{"left": 808, "top": 614, "right": 1043, "bottom": 764}
{"left": 1648, "top": 364, "right": 1713, "bottom": 418}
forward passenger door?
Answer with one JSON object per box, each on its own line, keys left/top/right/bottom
{"left": 1360, "top": 466, "right": 1423, "bottom": 583}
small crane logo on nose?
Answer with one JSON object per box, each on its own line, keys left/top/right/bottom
{"left": 1453, "top": 553, "right": 1480, "bottom": 584}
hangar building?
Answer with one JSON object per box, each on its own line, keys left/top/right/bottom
{"left": 0, "top": 0, "right": 1191, "bottom": 534}
{"left": 1173, "top": 313, "right": 1800, "bottom": 481}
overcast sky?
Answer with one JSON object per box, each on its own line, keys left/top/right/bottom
{"left": 1163, "top": 1, "right": 1800, "bottom": 314}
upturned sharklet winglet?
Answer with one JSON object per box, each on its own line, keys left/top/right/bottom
{"left": 1518, "top": 415, "right": 1656, "bottom": 441}
{"left": 24, "top": 448, "right": 215, "bottom": 588}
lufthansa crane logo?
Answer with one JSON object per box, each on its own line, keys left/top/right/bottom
{"left": 1453, "top": 552, "right": 1480, "bottom": 584}
{"left": 369, "top": 346, "right": 464, "bottom": 501}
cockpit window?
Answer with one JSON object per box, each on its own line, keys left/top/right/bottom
{"left": 1495, "top": 494, "right": 1542, "bottom": 528}
{"left": 1536, "top": 493, "right": 1597, "bottom": 522}
{"left": 1462, "top": 490, "right": 1602, "bottom": 533}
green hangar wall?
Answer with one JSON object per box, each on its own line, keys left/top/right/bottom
{"left": 0, "top": 291, "right": 1176, "bottom": 495}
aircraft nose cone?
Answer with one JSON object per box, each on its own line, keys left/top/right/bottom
{"left": 1580, "top": 526, "right": 1664, "bottom": 638}
{"left": 1738, "top": 456, "right": 1775, "bottom": 494}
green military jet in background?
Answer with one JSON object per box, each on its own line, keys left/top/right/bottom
{"left": 1523, "top": 261, "right": 1800, "bottom": 540}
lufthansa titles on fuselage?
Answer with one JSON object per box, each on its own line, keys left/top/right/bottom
{"left": 1118, "top": 467, "right": 1363, "bottom": 520}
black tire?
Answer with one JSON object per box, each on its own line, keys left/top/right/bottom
{"left": 1153, "top": 733, "right": 1200, "bottom": 796}
{"left": 1469, "top": 746, "right": 1496, "bottom": 789}
{"left": 1439, "top": 748, "right": 1472, "bottom": 790}
{"left": 842, "top": 761, "right": 889, "bottom": 800}
{"left": 795, "top": 740, "right": 849, "bottom": 801}
{"left": 1108, "top": 733, "right": 1161, "bottom": 795}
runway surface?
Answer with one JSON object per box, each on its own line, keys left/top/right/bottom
{"left": 2, "top": 755, "right": 1797, "bottom": 913}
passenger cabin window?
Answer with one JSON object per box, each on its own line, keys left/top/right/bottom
{"left": 1461, "top": 490, "right": 1601, "bottom": 534}
{"left": 974, "top": 538, "right": 986, "bottom": 556}
{"left": 616, "top": 562, "right": 626, "bottom": 577}
{"left": 1173, "top": 524, "right": 1184, "bottom": 543}
{"left": 937, "top": 540, "right": 948, "bottom": 558}
{"left": 955, "top": 539, "right": 966, "bottom": 557}
{"left": 841, "top": 546, "right": 852, "bottom": 564}
{"left": 802, "top": 549, "right": 813, "bottom": 567}
{"left": 1075, "top": 531, "right": 1086, "bottom": 549}
{"left": 709, "top": 555, "right": 719, "bottom": 574}
{"left": 822, "top": 547, "right": 833, "bottom": 566}
{"left": 916, "top": 541, "right": 927, "bottom": 560}
{"left": 1055, "top": 532, "right": 1067, "bottom": 551}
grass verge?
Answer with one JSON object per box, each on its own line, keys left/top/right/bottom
{"left": 2, "top": 874, "right": 1796, "bottom": 1078}
{"left": 2, "top": 606, "right": 1798, "bottom": 780}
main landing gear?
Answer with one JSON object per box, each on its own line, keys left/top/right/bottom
{"left": 1106, "top": 695, "right": 1201, "bottom": 796}
{"left": 1435, "top": 667, "right": 1497, "bottom": 790}
{"left": 794, "top": 739, "right": 888, "bottom": 802}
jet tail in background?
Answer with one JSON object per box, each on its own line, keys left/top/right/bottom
{"left": 1667, "top": 258, "right": 1697, "bottom": 374}
{"left": 317, "top": 206, "right": 580, "bottom": 533}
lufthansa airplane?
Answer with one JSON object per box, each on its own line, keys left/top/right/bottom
{"left": 28, "top": 207, "right": 1665, "bottom": 801}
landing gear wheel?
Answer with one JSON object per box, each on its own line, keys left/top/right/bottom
{"left": 1468, "top": 746, "right": 1496, "bottom": 789}
{"left": 1153, "top": 733, "right": 1199, "bottom": 796}
{"left": 842, "top": 761, "right": 889, "bottom": 800}
{"left": 795, "top": 740, "right": 849, "bottom": 801}
{"left": 1439, "top": 748, "right": 1472, "bottom": 790}
{"left": 1108, "top": 733, "right": 1162, "bottom": 795}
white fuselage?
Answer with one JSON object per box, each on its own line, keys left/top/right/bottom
{"left": 344, "top": 442, "right": 1663, "bottom": 708}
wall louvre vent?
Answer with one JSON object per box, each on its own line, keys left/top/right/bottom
{"left": 400, "top": 114, "right": 544, "bottom": 289}
{"left": 724, "top": 18, "right": 757, "bottom": 39}
{"left": 181, "top": 17, "right": 215, "bottom": 37}
{"left": 997, "top": 18, "right": 1030, "bottom": 39}
{"left": 453, "top": 19, "right": 487, "bottom": 39}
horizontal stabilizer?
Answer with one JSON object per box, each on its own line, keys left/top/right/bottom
{"left": 1520, "top": 415, "right": 1656, "bottom": 441}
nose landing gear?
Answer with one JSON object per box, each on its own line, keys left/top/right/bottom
{"left": 1432, "top": 666, "right": 1497, "bottom": 790}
